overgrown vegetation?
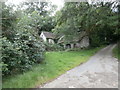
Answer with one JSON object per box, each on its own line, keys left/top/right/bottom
{"left": 1, "top": 33, "right": 45, "bottom": 76}
{"left": 1, "top": 0, "right": 119, "bottom": 88}
{"left": 1, "top": 2, "right": 56, "bottom": 76}
{"left": 54, "top": 2, "right": 119, "bottom": 47}
{"left": 44, "top": 43, "right": 64, "bottom": 51}
{"left": 3, "top": 46, "right": 103, "bottom": 88}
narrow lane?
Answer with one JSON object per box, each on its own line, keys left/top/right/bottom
{"left": 40, "top": 44, "right": 118, "bottom": 88}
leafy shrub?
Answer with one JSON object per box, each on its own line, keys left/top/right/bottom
{"left": 44, "top": 43, "right": 63, "bottom": 51}
{"left": 1, "top": 31, "right": 45, "bottom": 76}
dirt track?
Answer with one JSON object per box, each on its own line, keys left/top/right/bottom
{"left": 40, "top": 44, "right": 118, "bottom": 88}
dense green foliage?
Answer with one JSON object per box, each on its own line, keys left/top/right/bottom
{"left": 2, "top": 33, "right": 45, "bottom": 76}
{"left": 3, "top": 46, "right": 103, "bottom": 88}
{"left": 1, "top": 2, "right": 54, "bottom": 76}
{"left": 54, "top": 2, "right": 119, "bottom": 47}
{"left": 18, "top": 2, "right": 57, "bottom": 35}
{"left": 44, "top": 43, "right": 63, "bottom": 51}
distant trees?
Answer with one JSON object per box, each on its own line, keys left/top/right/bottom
{"left": 17, "top": 2, "right": 57, "bottom": 35}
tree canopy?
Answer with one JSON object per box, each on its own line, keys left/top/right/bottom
{"left": 54, "top": 2, "right": 119, "bottom": 46}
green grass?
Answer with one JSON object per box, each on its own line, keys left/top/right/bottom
{"left": 113, "top": 45, "right": 120, "bottom": 60}
{"left": 3, "top": 46, "right": 104, "bottom": 88}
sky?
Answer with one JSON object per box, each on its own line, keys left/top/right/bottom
{"left": 6, "top": 0, "right": 117, "bottom": 11}
{"left": 5, "top": 0, "right": 117, "bottom": 6}
{"left": 6, "top": 0, "right": 64, "bottom": 10}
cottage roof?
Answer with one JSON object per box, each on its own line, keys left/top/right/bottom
{"left": 58, "top": 36, "right": 79, "bottom": 44}
{"left": 58, "top": 31, "right": 87, "bottom": 44}
{"left": 42, "top": 31, "right": 55, "bottom": 39}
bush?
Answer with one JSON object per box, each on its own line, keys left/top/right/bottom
{"left": 44, "top": 43, "right": 63, "bottom": 51}
{"left": 1, "top": 31, "right": 45, "bottom": 76}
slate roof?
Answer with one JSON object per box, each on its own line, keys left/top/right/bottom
{"left": 58, "top": 31, "right": 87, "bottom": 44}
{"left": 42, "top": 31, "right": 55, "bottom": 39}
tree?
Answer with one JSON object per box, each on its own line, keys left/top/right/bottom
{"left": 1, "top": 2, "right": 17, "bottom": 42}
{"left": 17, "top": 2, "right": 57, "bottom": 34}
{"left": 54, "top": 2, "right": 119, "bottom": 47}
{"left": 1, "top": 2, "right": 45, "bottom": 76}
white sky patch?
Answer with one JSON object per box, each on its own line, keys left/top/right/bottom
{"left": 50, "top": 0, "right": 64, "bottom": 10}
{"left": 5, "top": 0, "right": 117, "bottom": 12}
{"left": 6, "top": 0, "right": 24, "bottom": 5}
{"left": 6, "top": 0, "right": 64, "bottom": 11}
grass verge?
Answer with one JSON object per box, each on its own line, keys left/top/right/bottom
{"left": 3, "top": 46, "right": 104, "bottom": 88}
{"left": 113, "top": 44, "right": 120, "bottom": 60}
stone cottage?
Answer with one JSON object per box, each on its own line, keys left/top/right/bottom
{"left": 57, "top": 31, "right": 89, "bottom": 49}
{"left": 40, "top": 31, "right": 55, "bottom": 44}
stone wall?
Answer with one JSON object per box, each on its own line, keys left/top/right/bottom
{"left": 79, "top": 36, "right": 89, "bottom": 48}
